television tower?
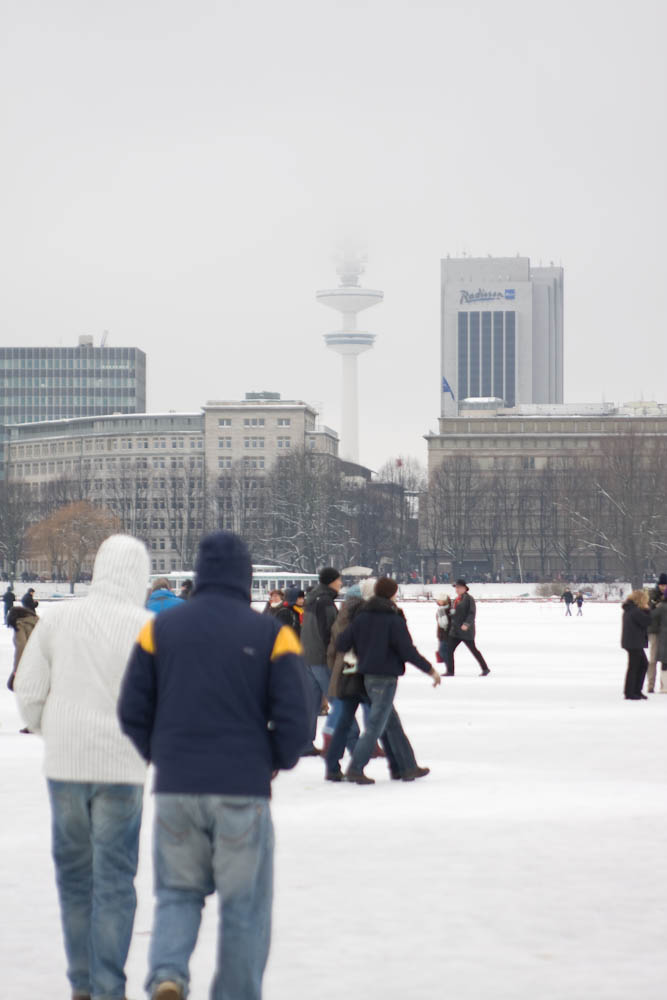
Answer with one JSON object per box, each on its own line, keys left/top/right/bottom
{"left": 316, "top": 251, "right": 383, "bottom": 464}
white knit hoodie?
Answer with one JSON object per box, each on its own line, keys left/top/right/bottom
{"left": 15, "top": 535, "right": 151, "bottom": 784}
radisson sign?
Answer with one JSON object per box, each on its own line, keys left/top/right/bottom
{"left": 459, "top": 288, "right": 516, "bottom": 305}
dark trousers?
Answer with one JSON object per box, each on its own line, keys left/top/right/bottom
{"left": 447, "top": 636, "right": 489, "bottom": 675}
{"left": 325, "top": 696, "right": 414, "bottom": 778}
{"left": 624, "top": 649, "right": 648, "bottom": 699}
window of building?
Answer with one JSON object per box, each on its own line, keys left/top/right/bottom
{"left": 277, "top": 418, "right": 291, "bottom": 427}
{"left": 218, "top": 418, "right": 232, "bottom": 427}
{"left": 277, "top": 436, "right": 291, "bottom": 449}
{"left": 218, "top": 437, "right": 232, "bottom": 449}
{"left": 457, "top": 312, "right": 468, "bottom": 400}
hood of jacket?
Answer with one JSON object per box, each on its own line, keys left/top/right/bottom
{"left": 194, "top": 531, "right": 252, "bottom": 602}
{"left": 7, "top": 605, "right": 37, "bottom": 630}
{"left": 91, "top": 535, "right": 150, "bottom": 608}
{"left": 304, "top": 583, "right": 335, "bottom": 609}
{"left": 336, "top": 596, "right": 365, "bottom": 630}
{"left": 363, "top": 596, "right": 398, "bottom": 616}
{"left": 622, "top": 599, "right": 645, "bottom": 612}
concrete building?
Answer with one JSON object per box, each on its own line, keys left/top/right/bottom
{"left": 424, "top": 400, "right": 667, "bottom": 580}
{"left": 0, "top": 336, "right": 147, "bottom": 477}
{"left": 317, "top": 252, "right": 383, "bottom": 464}
{"left": 440, "top": 256, "right": 563, "bottom": 417}
{"left": 5, "top": 392, "right": 338, "bottom": 575}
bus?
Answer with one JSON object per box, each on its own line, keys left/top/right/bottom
{"left": 149, "top": 566, "right": 319, "bottom": 603}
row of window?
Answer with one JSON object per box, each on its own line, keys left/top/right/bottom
{"left": 11, "top": 436, "right": 203, "bottom": 459}
{"left": 217, "top": 417, "right": 292, "bottom": 428}
{"left": 458, "top": 311, "right": 516, "bottom": 407}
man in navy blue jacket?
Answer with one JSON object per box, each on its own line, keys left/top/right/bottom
{"left": 118, "top": 532, "right": 310, "bottom": 1000}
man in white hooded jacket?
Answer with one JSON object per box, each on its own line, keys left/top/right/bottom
{"left": 15, "top": 535, "right": 152, "bottom": 1000}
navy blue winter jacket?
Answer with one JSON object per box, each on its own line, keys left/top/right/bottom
{"left": 118, "top": 532, "right": 311, "bottom": 797}
{"left": 337, "top": 597, "right": 432, "bottom": 678}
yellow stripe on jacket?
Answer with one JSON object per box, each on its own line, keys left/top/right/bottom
{"left": 137, "top": 620, "right": 155, "bottom": 655}
{"left": 271, "top": 625, "right": 303, "bottom": 661}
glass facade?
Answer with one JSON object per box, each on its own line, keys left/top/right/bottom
{"left": 0, "top": 344, "right": 146, "bottom": 477}
{"left": 457, "top": 313, "right": 468, "bottom": 401}
{"left": 481, "top": 312, "right": 492, "bottom": 397}
{"left": 457, "top": 310, "right": 516, "bottom": 405}
{"left": 469, "top": 313, "right": 480, "bottom": 397}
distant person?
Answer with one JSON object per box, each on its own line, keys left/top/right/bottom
{"left": 3, "top": 584, "right": 16, "bottom": 625}
{"left": 6, "top": 603, "right": 39, "bottom": 693}
{"left": 14, "top": 536, "right": 152, "bottom": 1000}
{"left": 435, "top": 593, "right": 452, "bottom": 670}
{"left": 560, "top": 588, "right": 574, "bottom": 616}
{"left": 301, "top": 568, "right": 342, "bottom": 756}
{"left": 621, "top": 589, "right": 651, "bottom": 700}
{"left": 179, "top": 579, "right": 193, "bottom": 601}
{"left": 647, "top": 573, "right": 667, "bottom": 692}
{"left": 21, "top": 587, "right": 38, "bottom": 612}
{"left": 275, "top": 587, "right": 305, "bottom": 636}
{"left": 147, "top": 577, "right": 184, "bottom": 615}
{"left": 119, "top": 532, "right": 310, "bottom": 1000}
{"left": 575, "top": 592, "right": 584, "bottom": 616}
{"left": 649, "top": 588, "right": 667, "bottom": 694}
{"left": 262, "top": 588, "right": 284, "bottom": 616}
{"left": 445, "top": 580, "right": 491, "bottom": 677}
{"left": 337, "top": 577, "right": 440, "bottom": 784}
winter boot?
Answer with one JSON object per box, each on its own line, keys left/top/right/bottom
{"left": 370, "top": 742, "right": 386, "bottom": 758}
{"left": 301, "top": 744, "right": 321, "bottom": 757}
{"left": 153, "top": 982, "right": 183, "bottom": 1000}
{"left": 401, "top": 766, "right": 430, "bottom": 782}
{"left": 480, "top": 668, "right": 491, "bottom": 677}
{"left": 345, "top": 770, "right": 375, "bottom": 785}
{"left": 325, "top": 768, "right": 344, "bottom": 782}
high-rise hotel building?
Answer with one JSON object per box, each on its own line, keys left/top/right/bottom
{"left": 440, "top": 256, "right": 563, "bottom": 416}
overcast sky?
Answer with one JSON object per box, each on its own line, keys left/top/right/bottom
{"left": 2, "top": 0, "right": 666, "bottom": 470}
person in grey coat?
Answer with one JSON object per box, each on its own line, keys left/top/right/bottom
{"left": 649, "top": 591, "right": 667, "bottom": 694}
{"left": 444, "top": 579, "right": 491, "bottom": 677}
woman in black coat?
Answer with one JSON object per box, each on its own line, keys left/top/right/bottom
{"left": 621, "top": 590, "right": 651, "bottom": 700}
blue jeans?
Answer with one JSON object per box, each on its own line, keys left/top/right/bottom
{"left": 47, "top": 780, "right": 144, "bottom": 1000}
{"left": 325, "top": 697, "right": 360, "bottom": 746}
{"left": 326, "top": 698, "right": 411, "bottom": 776}
{"left": 349, "top": 676, "right": 400, "bottom": 773}
{"left": 148, "top": 794, "right": 274, "bottom": 1000}
{"left": 305, "top": 664, "right": 330, "bottom": 746}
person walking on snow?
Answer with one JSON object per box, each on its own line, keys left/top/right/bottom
{"left": 3, "top": 584, "right": 16, "bottom": 624}
{"left": 435, "top": 593, "right": 453, "bottom": 670}
{"left": 649, "top": 588, "right": 667, "bottom": 694}
{"left": 21, "top": 587, "right": 38, "bottom": 612}
{"left": 118, "top": 532, "right": 310, "bottom": 1000}
{"left": 647, "top": 573, "right": 667, "bottom": 692}
{"left": 147, "top": 577, "right": 186, "bottom": 615}
{"left": 560, "top": 587, "right": 574, "bottom": 616}
{"left": 621, "top": 589, "right": 651, "bottom": 700}
{"left": 300, "top": 568, "right": 342, "bottom": 756}
{"left": 337, "top": 577, "right": 440, "bottom": 785}
{"left": 275, "top": 587, "right": 305, "bottom": 637}
{"left": 6, "top": 603, "right": 39, "bottom": 692}
{"left": 575, "top": 592, "right": 584, "bottom": 616}
{"left": 14, "top": 535, "right": 152, "bottom": 1000}
{"left": 444, "top": 579, "right": 491, "bottom": 677}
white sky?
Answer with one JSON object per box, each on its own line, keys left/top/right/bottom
{"left": 1, "top": 0, "right": 666, "bottom": 469}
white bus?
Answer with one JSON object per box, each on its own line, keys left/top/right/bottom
{"left": 149, "top": 566, "right": 318, "bottom": 602}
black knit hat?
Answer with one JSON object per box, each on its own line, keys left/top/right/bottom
{"left": 375, "top": 577, "right": 399, "bottom": 600}
{"left": 454, "top": 578, "right": 469, "bottom": 590}
{"left": 319, "top": 567, "right": 341, "bottom": 587}
{"left": 658, "top": 573, "right": 667, "bottom": 586}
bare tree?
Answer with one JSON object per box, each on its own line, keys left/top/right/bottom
{"left": 28, "top": 501, "right": 120, "bottom": 591}
{"left": 423, "top": 457, "right": 480, "bottom": 579}
{"left": 0, "top": 480, "right": 35, "bottom": 583}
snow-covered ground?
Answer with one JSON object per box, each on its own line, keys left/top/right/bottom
{"left": 1, "top": 600, "right": 665, "bottom": 999}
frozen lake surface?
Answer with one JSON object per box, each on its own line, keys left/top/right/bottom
{"left": 1, "top": 599, "right": 665, "bottom": 999}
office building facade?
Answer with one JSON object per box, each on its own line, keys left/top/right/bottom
{"left": 5, "top": 393, "right": 339, "bottom": 575}
{"left": 0, "top": 336, "right": 147, "bottom": 477}
{"left": 440, "top": 257, "right": 563, "bottom": 417}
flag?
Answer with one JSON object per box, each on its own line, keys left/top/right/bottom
{"left": 442, "top": 377, "right": 456, "bottom": 400}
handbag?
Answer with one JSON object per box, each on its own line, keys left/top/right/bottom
{"left": 339, "top": 670, "right": 366, "bottom": 700}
